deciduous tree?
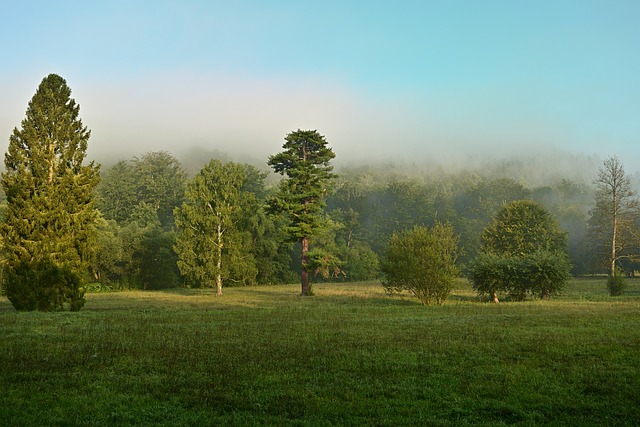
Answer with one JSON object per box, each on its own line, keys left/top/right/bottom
{"left": 588, "top": 156, "right": 640, "bottom": 279}
{"left": 134, "top": 151, "right": 187, "bottom": 228}
{"left": 174, "top": 160, "right": 258, "bottom": 294}
{"left": 481, "top": 199, "right": 567, "bottom": 257}
{"left": 95, "top": 160, "right": 137, "bottom": 223}
{"left": 382, "top": 223, "right": 459, "bottom": 305}
{"left": 471, "top": 200, "right": 571, "bottom": 302}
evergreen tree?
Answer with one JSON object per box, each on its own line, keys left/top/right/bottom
{"left": 267, "top": 129, "right": 336, "bottom": 296}
{"left": 1, "top": 74, "right": 99, "bottom": 311}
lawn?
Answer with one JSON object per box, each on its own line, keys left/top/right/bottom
{"left": 1, "top": 278, "right": 639, "bottom": 426}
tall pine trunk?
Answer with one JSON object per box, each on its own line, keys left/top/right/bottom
{"left": 301, "top": 236, "right": 310, "bottom": 296}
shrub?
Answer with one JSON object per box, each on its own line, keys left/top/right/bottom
{"left": 527, "top": 250, "right": 572, "bottom": 299}
{"left": 4, "top": 258, "right": 84, "bottom": 311}
{"left": 382, "top": 223, "right": 459, "bottom": 305}
{"left": 469, "top": 251, "right": 571, "bottom": 302}
{"left": 471, "top": 200, "right": 572, "bottom": 303}
{"left": 607, "top": 274, "right": 626, "bottom": 296}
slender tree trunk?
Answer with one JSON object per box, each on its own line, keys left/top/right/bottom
{"left": 301, "top": 236, "right": 310, "bottom": 296}
{"left": 611, "top": 189, "right": 618, "bottom": 277}
{"left": 611, "top": 220, "right": 616, "bottom": 277}
{"left": 491, "top": 291, "right": 499, "bottom": 303}
{"left": 216, "top": 223, "right": 223, "bottom": 296}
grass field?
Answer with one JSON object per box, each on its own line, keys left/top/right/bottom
{"left": 1, "top": 278, "right": 640, "bottom": 426}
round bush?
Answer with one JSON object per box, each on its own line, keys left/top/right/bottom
{"left": 607, "top": 275, "right": 626, "bottom": 296}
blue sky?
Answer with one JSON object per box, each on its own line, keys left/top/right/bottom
{"left": 1, "top": 1, "right": 639, "bottom": 172}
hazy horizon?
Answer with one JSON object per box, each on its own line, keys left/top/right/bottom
{"left": 2, "top": 2, "right": 639, "bottom": 175}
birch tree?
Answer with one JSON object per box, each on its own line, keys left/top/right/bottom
{"left": 174, "top": 160, "right": 257, "bottom": 295}
{"left": 589, "top": 156, "right": 640, "bottom": 277}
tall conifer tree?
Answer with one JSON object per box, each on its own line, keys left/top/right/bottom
{"left": 1, "top": 74, "right": 100, "bottom": 311}
{"left": 268, "top": 129, "right": 336, "bottom": 296}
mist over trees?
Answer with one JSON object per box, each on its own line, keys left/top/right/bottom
{"left": 5, "top": 75, "right": 640, "bottom": 309}
{"left": 84, "top": 148, "right": 638, "bottom": 299}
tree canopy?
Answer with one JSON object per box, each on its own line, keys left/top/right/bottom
{"left": 472, "top": 200, "right": 571, "bottom": 302}
{"left": 481, "top": 199, "right": 567, "bottom": 257}
{"left": 174, "top": 160, "right": 262, "bottom": 294}
{"left": 382, "top": 223, "right": 459, "bottom": 305}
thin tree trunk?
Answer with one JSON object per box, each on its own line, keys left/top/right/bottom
{"left": 611, "top": 190, "right": 618, "bottom": 277}
{"left": 611, "top": 222, "right": 616, "bottom": 277}
{"left": 216, "top": 223, "right": 223, "bottom": 296}
{"left": 301, "top": 236, "right": 310, "bottom": 296}
{"left": 48, "top": 140, "right": 55, "bottom": 183}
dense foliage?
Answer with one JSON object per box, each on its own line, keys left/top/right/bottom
{"left": 1, "top": 74, "right": 99, "bottom": 310}
{"left": 5, "top": 77, "right": 640, "bottom": 299}
{"left": 87, "top": 155, "right": 619, "bottom": 292}
{"left": 470, "top": 200, "right": 571, "bottom": 302}
{"left": 267, "top": 129, "right": 337, "bottom": 295}
{"left": 174, "top": 160, "right": 265, "bottom": 294}
{"left": 382, "top": 224, "right": 459, "bottom": 305}
{"left": 469, "top": 251, "right": 572, "bottom": 301}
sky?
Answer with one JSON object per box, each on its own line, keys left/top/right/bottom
{"left": 1, "top": 0, "right": 639, "bottom": 173}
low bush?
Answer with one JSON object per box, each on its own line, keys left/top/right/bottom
{"left": 469, "top": 251, "right": 571, "bottom": 302}
{"left": 607, "top": 274, "right": 626, "bottom": 296}
{"left": 382, "top": 223, "right": 459, "bottom": 305}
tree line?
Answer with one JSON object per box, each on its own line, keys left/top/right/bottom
{"left": 1, "top": 74, "right": 638, "bottom": 310}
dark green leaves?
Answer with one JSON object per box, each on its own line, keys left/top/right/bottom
{"left": 382, "top": 224, "right": 459, "bottom": 305}
{"left": 471, "top": 200, "right": 571, "bottom": 302}
{"left": 1, "top": 74, "right": 99, "bottom": 311}
{"left": 267, "top": 129, "right": 336, "bottom": 241}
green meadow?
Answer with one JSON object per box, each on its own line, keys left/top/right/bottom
{"left": 1, "top": 279, "right": 639, "bottom": 426}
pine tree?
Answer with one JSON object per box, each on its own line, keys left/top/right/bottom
{"left": 267, "top": 129, "right": 336, "bottom": 296}
{"left": 1, "top": 74, "right": 100, "bottom": 311}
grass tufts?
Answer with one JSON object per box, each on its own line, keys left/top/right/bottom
{"left": 1, "top": 278, "right": 640, "bottom": 425}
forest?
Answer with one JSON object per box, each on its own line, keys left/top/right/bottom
{"left": 2, "top": 74, "right": 639, "bottom": 309}
{"left": 87, "top": 147, "right": 629, "bottom": 287}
